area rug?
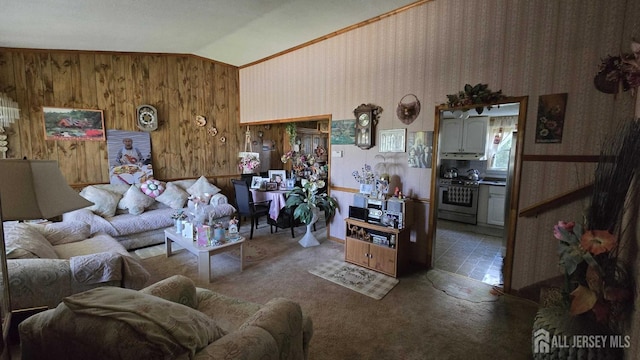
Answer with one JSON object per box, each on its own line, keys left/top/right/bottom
{"left": 308, "top": 259, "right": 399, "bottom": 300}
{"left": 425, "top": 269, "right": 500, "bottom": 303}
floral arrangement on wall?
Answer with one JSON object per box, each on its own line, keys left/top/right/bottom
{"left": 445, "top": 83, "right": 507, "bottom": 114}
{"left": 238, "top": 153, "right": 260, "bottom": 173}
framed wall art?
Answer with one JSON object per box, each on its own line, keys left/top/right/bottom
{"left": 379, "top": 129, "right": 406, "bottom": 153}
{"left": 43, "top": 107, "right": 105, "bottom": 141}
{"left": 535, "top": 93, "right": 568, "bottom": 143}
{"left": 330, "top": 120, "right": 356, "bottom": 145}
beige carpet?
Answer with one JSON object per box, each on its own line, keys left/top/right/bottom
{"left": 137, "top": 222, "right": 540, "bottom": 360}
{"left": 309, "top": 259, "right": 399, "bottom": 300}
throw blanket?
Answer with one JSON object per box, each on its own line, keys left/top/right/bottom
{"left": 70, "top": 252, "right": 150, "bottom": 289}
{"left": 63, "top": 287, "right": 225, "bottom": 357}
{"left": 447, "top": 186, "right": 472, "bottom": 205}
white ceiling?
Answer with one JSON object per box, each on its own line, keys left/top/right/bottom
{"left": 0, "top": 0, "right": 419, "bottom": 67}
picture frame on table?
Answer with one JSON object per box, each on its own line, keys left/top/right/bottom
{"left": 268, "top": 170, "right": 287, "bottom": 185}
{"left": 251, "top": 176, "right": 264, "bottom": 189}
{"left": 265, "top": 182, "right": 278, "bottom": 191}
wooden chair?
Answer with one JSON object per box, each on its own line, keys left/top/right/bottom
{"left": 231, "top": 179, "right": 271, "bottom": 239}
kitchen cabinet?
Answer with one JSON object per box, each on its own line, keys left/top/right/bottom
{"left": 487, "top": 185, "right": 506, "bottom": 226}
{"left": 344, "top": 218, "right": 410, "bottom": 277}
{"left": 440, "top": 117, "right": 488, "bottom": 155}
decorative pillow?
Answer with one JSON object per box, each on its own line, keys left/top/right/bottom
{"left": 28, "top": 221, "right": 91, "bottom": 246}
{"left": 187, "top": 176, "right": 222, "bottom": 200}
{"left": 4, "top": 223, "right": 58, "bottom": 259}
{"left": 140, "top": 179, "right": 166, "bottom": 198}
{"left": 80, "top": 186, "right": 122, "bottom": 218}
{"left": 155, "top": 183, "right": 189, "bottom": 209}
{"left": 118, "top": 185, "right": 156, "bottom": 215}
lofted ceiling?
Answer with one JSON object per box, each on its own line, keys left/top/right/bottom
{"left": 0, "top": 0, "right": 421, "bottom": 67}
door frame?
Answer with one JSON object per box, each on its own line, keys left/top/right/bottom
{"left": 426, "top": 97, "right": 528, "bottom": 293}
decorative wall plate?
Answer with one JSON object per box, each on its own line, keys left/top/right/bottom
{"left": 219, "top": 136, "right": 226, "bottom": 143}
{"left": 195, "top": 115, "right": 207, "bottom": 127}
{"left": 136, "top": 104, "right": 158, "bottom": 132}
{"left": 207, "top": 126, "right": 218, "bottom": 136}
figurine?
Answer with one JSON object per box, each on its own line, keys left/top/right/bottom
{"left": 228, "top": 217, "right": 239, "bottom": 234}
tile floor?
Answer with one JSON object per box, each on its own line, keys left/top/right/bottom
{"left": 434, "top": 219, "right": 505, "bottom": 286}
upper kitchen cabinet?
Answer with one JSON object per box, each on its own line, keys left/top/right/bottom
{"left": 440, "top": 117, "right": 488, "bottom": 159}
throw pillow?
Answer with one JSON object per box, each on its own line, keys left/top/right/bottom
{"left": 4, "top": 223, "right": 58, "bottom": 259}
{"left": 28, "top": 221, "right": 91, "bottom": 246}
{"left": 118, "top": 185, "right": 156, "bottom": 215}
{"left": 187, "top": 176, "right": 222, "bottom": 201}
{"left": 80, "top": 186, "right": 122, "bottom": 217}
{"left": 140, "top": 179, "right": 166, "bottom": 198}
{"left": 155, "top": 182, "right": 189, "bottom": 209}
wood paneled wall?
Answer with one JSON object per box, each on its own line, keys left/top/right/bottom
{"left": 0, "top": 48, "right": 288, "bottom": 192}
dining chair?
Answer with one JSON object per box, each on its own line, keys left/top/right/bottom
{"left": 231, "top": 179, "right": 271, "bottom": 239}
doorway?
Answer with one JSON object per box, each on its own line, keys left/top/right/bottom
{"left": 427, "top": 98, "right": 528, "bottom": 292}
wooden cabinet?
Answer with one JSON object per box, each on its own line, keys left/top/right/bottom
{"left": 487, "top": 185, "right": 506, "bottom": 226}
{"left": 440, "top": 117, "right": 488, "bottom": 155}
{"left": 344, "top": 218, "right": 410, "bottom": 277}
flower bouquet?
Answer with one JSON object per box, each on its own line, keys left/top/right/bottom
{"left": 551, "top": 119, "right": 640, "bottom": 334}
{"left": 238, "top": 152, "right": 260, "bottom": 174}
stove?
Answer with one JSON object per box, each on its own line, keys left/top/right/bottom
{"left": 439, "top": 178, "right": 479, "bottom": 187}
{"left": 437, "top": 177, "right": 479, "bottom": 224}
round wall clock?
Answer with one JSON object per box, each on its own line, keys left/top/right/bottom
{"left": 136, "top": 104, "right": 158, "bottom": 132}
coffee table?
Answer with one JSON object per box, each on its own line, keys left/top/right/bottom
{"left": 164, "top": 227, "right": 245, "bottom": 282}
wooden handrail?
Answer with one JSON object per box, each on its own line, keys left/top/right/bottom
{"left": 519, "top": 183, "right": 593, "bottom": 217}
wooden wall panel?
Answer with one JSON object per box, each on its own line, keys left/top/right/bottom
{"left": 0, "top": 48, "right": 247, "bottom": 193}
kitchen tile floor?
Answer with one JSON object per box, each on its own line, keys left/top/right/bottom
{"left": 434, "top": 219, "right": 505, "bottom": 286}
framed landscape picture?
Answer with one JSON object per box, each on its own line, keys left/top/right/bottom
{"left": 330, "top": 120, "right": 356, "bottom": 145}
{"left": 43, "top": 107, "right": 105, "bottom": 141}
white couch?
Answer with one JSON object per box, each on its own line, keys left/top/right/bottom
{"left": 63, "top": 176, "right": 237, "bottom": 250}
{"left": 2, "top": 221, "right": 150, "bottom": 311}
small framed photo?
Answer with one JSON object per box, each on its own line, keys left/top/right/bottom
{"left": 268, "top": 170, "right": 287, "bottom": 184}
{"left": 265, "top": 182, "right": 278, "bottom": 191}
{"left": 379, "top": 129, "right": 406, "bottom": 153}
{"left": 251, "top": 176, "right": 263, "bottom": 189}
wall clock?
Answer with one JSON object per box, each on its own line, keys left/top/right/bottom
{"left": 136, "top": 104, "right": 158, "bottom": 132}
{"left": 353, "top": 103, "right": 382, "bottom": 149}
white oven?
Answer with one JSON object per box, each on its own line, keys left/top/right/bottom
{"left": 437, "top": 179, "right": 479, "bottom": 225}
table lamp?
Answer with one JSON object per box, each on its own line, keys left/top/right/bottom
{"left": 0, "top": 159, "right": 93, "bottom": 355}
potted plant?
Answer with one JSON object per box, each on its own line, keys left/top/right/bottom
{"left": 285, "top": 177, "right": 338, "bottom": 247}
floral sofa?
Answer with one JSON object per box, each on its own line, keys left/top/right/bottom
{"left": 19, "top": 275, "right": 313, "bottom": 360}
{"left": 2, "top": 221, "right": 150, "bottom": 311}
{"left": 63, "top": 176, "right": 236, "bottom": 250}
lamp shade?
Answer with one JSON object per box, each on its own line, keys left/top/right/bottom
{"left": 0, "top": 159, "right": 93, "bottom": 221}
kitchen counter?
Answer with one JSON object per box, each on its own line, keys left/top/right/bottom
{"left": 479, "top": 179, "right": 506, "bottom": 186}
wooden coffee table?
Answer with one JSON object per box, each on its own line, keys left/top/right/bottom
{"left": 164, "top": 227, "right": 245, "bottom": 282}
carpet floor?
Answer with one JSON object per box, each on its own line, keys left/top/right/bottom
{"left": 137, "top": 221, "right": 539, "bottom": 360}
